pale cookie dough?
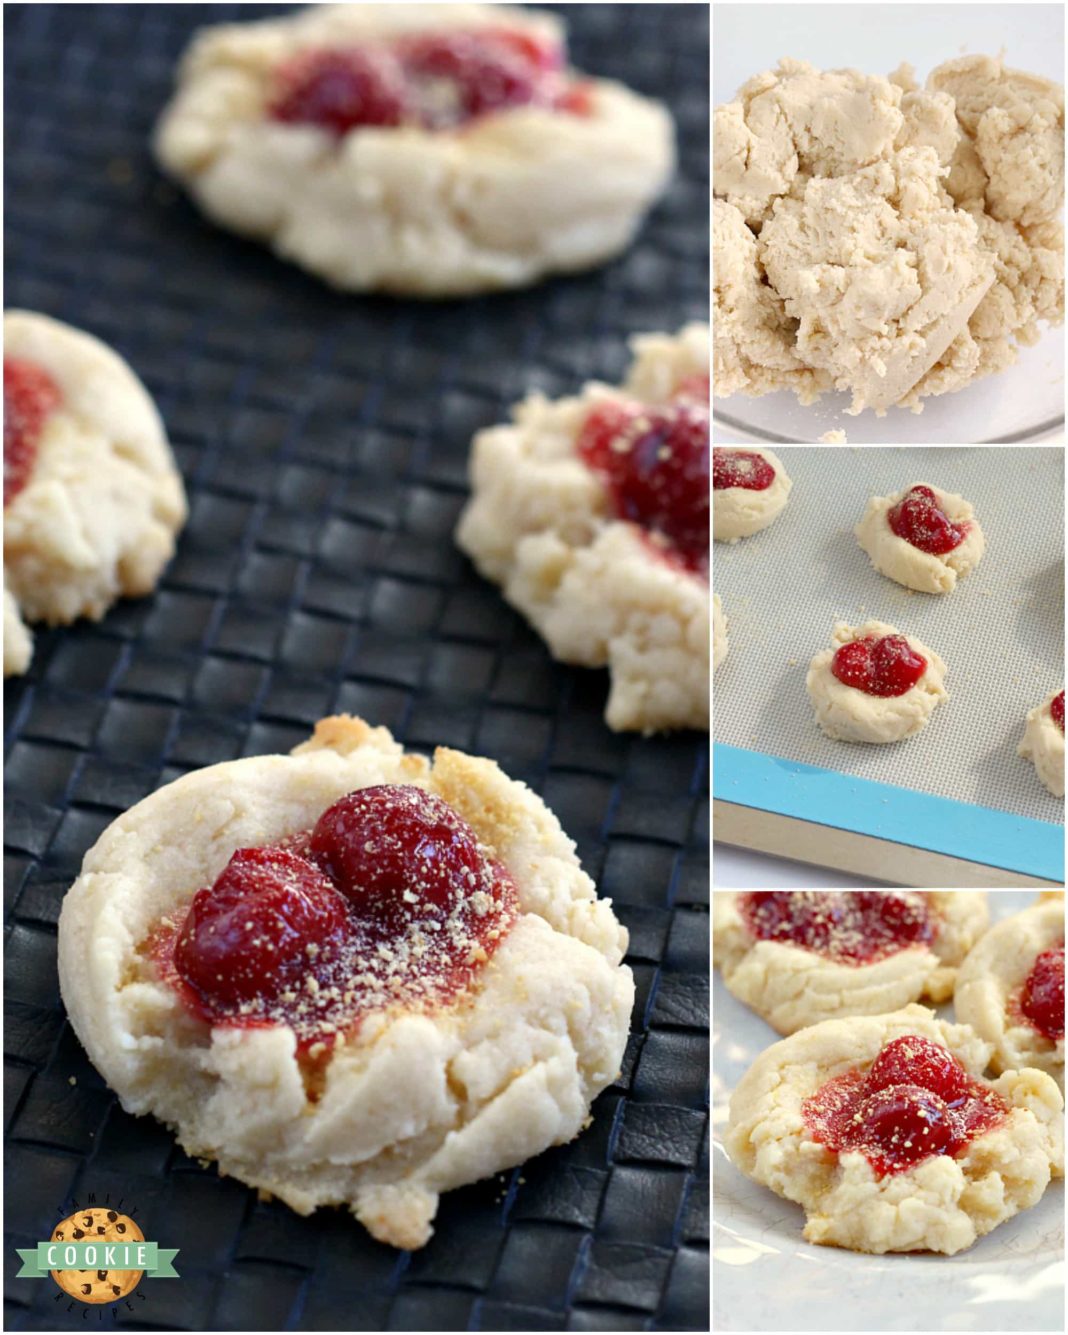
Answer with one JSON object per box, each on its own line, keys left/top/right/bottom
{"left": 713, "top": 592, "right": 728, "bottom": 670}
{"left": 806, "top": 619, "right": 948, "bottom": 743}
{"left": 855, "top": 482, "right": 985, "bottom": 594}
{"left": 1019, "top": 690, "right": 1065, "bottom": 797}
{"left": 712, "top": 446, "right": 791, "bottom": 543}
{"left": 456, "top": 325, "right": 709, "bottom": 734}
{"left": 4, "top": 311, "right": 187, "bottom": 677}
{"left": 714, "top": 892, "right": 989, "bottom": 1034}
{"left": 725, "top": 1004, "right": 1064, "bottom": 1255}
{"left": 819, "top": 430, "right": 847, "bottom": 443}
{"left": 154, "top": 3, "right": 675, "bottom": 297}
{"left": 955, "top": 897, "right": 1065, "bottom": 1084}
{"left": 713, "top": 56, "right": 1064, "bottom": 417}
{"left": 58, "top": 715, "right": 633, "bottom": 1251}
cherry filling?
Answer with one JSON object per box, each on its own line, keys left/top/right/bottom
{"left": 268, "top": 28, "right": 588, "bottom": 133}
{"left": 831, "top": 634, "right": 926, "bottom": 698}
{"left": 802, "top": 1035, "right": 1008, "bottom": 1177}
{"left": 576, "top": 377, "right": 710, "bottom": 576}
{"left": 1051, "top": 691, "right": 1065, "bottom": 732}
{"left": 712, "top": 447, "right": 774, "bottom": 492}
{"left": 739, "top": 891, "right": 935, "bottom": 965}
{"left": 4, "top": 357, "right": 60, "bottom": 505}
{"left": 887, "top": 485, "right": 968, "bottom": 555}
{"left": 1018, "top": 944, "right": 1065, "bottom": 1042}
{"left": 152, "top": 784, "right": 517, "bottom": 1054}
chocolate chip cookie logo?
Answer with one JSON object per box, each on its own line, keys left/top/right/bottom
{"left": 16, "top": 1199, "right": 179, "bottom": 1308}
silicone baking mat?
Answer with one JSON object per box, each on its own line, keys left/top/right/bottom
{"left": 3, "top": 5, "right": 709, "bottom": 1330}
{"left": 713, "top": 448, "right": 1065, "bottom": 824}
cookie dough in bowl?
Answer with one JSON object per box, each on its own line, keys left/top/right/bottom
{"left": 725, "top": 1004, "right": 1064, "bottom": 1255}
{"left": 1019, "top": 689, "right": 1065, "bottom": 797}
{"left": 456, "top": 324, "right": 709, "bottom": 734}
{"left": 955, "top": 896, "right": 1065, "bottom": 1084}
{"left": 855, "top": 482, "right": 985, "bottom": 594}
{"left": 154, "top": 3, "right": 675, "bottom": 297}
{"left": 58, "top": 716, "right": 633, "bottom": 1250}
{"left": 714, "top": 891, "right": 989, "bottom": 1035}
{"left": 806, "top": 619, "right": 948, "bottom": 743}
{"left": 712, "top": 446, "right": 791, "bottom": 542}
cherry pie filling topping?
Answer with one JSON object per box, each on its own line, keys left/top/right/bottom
{"left": 1051, "top": 690, "right": 1065, "bottom": 732}
{"left": 268, "top": 28, "right": 592, "bottom": 133}
{"left": 4, "top": 357, "right": 60, "bottom": 505}
{"left": 739, "top": 891, "right": 936, "bottom": 965}
{"left": 803, "top": 1035, "right": 1008, "bottom": 1176}
{"left": 712, "top": 447, "right": 775, "bottom": 492}
{"left": 887, "top": 485, "right": 968, "bottom": 555}
{"left": 831, "top": 633, "right": 927, "bottom": 697}
{"left": 576, "top": 376, "right": 710, "bottom": 576}
{"left": 149, "top": 785, "right": 518, "bottom": 1057}
{"left": 1010, "top": 943, "right": 1065, "bottom": 1042}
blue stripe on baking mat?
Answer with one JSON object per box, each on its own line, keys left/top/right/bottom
{"left": 714, "top": 743, "right": 1065, "bottom": 883}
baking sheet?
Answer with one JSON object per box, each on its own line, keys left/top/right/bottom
{"left": 713, "top": 447, "right": 1065, "bottom": 825}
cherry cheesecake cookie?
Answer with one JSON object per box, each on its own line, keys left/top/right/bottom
{"left": 714, "top": 891, "right": 989, "bottom": 1034}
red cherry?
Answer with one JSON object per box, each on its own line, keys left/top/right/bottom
{"left": 309, "top": 784, "right": 486, "bottom": 916}
{"left": 867, "top": 1036, "right": 970, "bottom": 1103}
{"left": 174, "top": 847, "right": 348, "bottom": 1006}
{"left": 855, "top": 1084, "right": 956, "bottom": 1171}
{"left": 712, "top": 447, "right": 774, "bottom": 492}
{"left": 1051, "top": 691, "right": 1065, "bottom": 732}
{"left": 1021, "top": 944, "right": 1065, "bottom": 1041}
{"left": 887, "top": 485, "right": 967, "bottom": 555}
{"left": 4, "top": 357, "right": 60, "bottom": 504}
{"left": 269, "top": 47, "right": 410, "bottom": 133}
{"left": 831, "top": 634, "right": 926, "bottom": 698}
{"left": 397, "top": 30, "right": 547, "bottom": 124}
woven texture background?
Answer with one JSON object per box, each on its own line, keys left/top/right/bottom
{"left": 3, "top": 3, "right": 709, "bottom": 1330}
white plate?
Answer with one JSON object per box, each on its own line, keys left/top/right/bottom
{"left": 712, "top": 890, "right": 1066, "bottom": 1332}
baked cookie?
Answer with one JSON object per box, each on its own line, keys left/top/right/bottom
{"left": 1019, "top": 689, "right": 1065, "bottom": 797}
{"left": 154, "top": 3, "right": 674, "bottom": 297}
{"left": 714, "top": 891, "right": 988, "bottom": 1034}
{"left": 806, "top": 619, "right": 948, "bottom": 743}
{"left": 712, "top": 446, "right": 791, "bottom": 542}
{"left": 3, "top": 311, "right": 187, "bottom": 676}
{"left": 712, "top": 592, "right": 728, "bottom": 670}
{"left": 955, "top": 896, "right": 1064, "bottom": 1084}
{"left": 855, "top": 482, "right": 985, "bottom": 594}
{"left": 50, "top": 1209, "right": 144, "bottom": 1304}
{"left": 456, "top": 325, "right": 709, "bottom": 734}
{"left": 725, "top": 1004, "right": 1064, "bottom": 1255}
{"left": 58, "top": 716, "right": 633, "bottom": 1250}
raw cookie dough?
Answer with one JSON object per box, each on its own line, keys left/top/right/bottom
{"left": 714, "top": 891, "right": 989, "bottom": 1034}
{"left": 806, "top": 619, "right": 948, "bottom": 743}
{"left": 456, "top": 325, "right": 709, "bottom": 734}
{"left": 955, "top": 897, "right": 1065, "bottom": 1084}
{"left": 855, "top": 482, "right": 985, "bottom": 593}
{"left": 3, "top": 311, "right": 187, "bottom": 676}
{"left": 712, "top": 446, "right": 791, "bottom": 542}
{"left": 713, "top": 55, "right": 1065, "bottom": 417}
{"left": 725, "top": 1004, "right": 1064, "bottom": 1255}
{"left": 819, "top": 430, "right": 847, "bottom": 443}
{"left": 58, "top": 715, "right": 633, "bottom": 1251}
{"left": 712, "top": 592, "right": 728, "bottom": 669}
{"left": 1019, "top": 690, "right": 1065, "bottom": 797}
{"left": 154, "top": 3, "right": 675, "bottom": 297}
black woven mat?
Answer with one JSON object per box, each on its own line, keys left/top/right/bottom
{"left": 3, "top": 4, "right": 709, "bottom": 1329}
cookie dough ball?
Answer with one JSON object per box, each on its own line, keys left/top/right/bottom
{"left": 3, "top": 311, "right": 187, "bottom": 676}
{"left": 1019, "top": 689, "right": 1065, "bottom": 797}
{"left": 153, "top": 3, "right": 675, "bottom": 297}
{"left": 712, "top": 592, "right": 728, "bottom": 669}
{"left": 806, "top": 619, "right": 948, "bottom": 743}
{"left": 713, "top": 446, "right": 791, "bottom": 542}
{"left": 855, "top": 482, "right": 985, "bottom": 593}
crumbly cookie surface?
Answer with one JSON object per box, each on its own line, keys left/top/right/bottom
{"left": 725, "top": 1004, "right": 1064, "bottom": 1255}
{"left": 455, "top": 325, "right": 709, "bottom": 734}
{"left": 1019, "top": 690, "right": 1065, "bottom": 797}
{"left": 955, "top": 897, "right": 1065, "bottom": 1083}
{"left": 154, "top": 3, "right": 674, "bottom": 296}
{"left": 58, "top": 716, "right": 633, "bottom": 1250}
{"left": 712, "top": 446, "right": 792, "bottom": 543}
{"left": 854, "top": 482, "right": 985, "bottom": 594}
{"left": 714, "top": 892, "right": 989, "bottom": 1035}
{"left": 3, "top": 310, "right": 187, "bottom": 676}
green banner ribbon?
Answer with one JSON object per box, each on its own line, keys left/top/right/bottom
{"left": 16, "top": 1240, "right": 179, "bottom": 1279}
